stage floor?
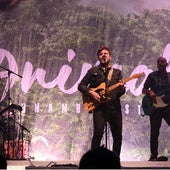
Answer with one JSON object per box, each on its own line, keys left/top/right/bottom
{"left": 6, "top": 160, "right": 170, "bottom": 169}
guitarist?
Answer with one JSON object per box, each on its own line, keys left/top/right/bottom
{"left": 78, "top": 46, "right": 125, "bottom": 157}
{"left": 142, "top": 57, "right": 170, "bottom": 161}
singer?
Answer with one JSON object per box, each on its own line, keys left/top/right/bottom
{"left": 78, "top": 46, "right": 125, "bottom": 157}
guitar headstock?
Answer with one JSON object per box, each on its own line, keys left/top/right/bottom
{"left": 131, "top": 72, "right": 144, "bottom": 78}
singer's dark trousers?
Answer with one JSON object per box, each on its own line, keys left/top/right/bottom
{"left": 91, "top": 102, "right": 122, "bottom": 157}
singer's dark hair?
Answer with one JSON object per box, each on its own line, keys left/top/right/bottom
{"left": 97, "top": 46, "right": 111, "bottom": 57}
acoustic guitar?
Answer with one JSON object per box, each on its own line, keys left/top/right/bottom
{"left": 83, "top": 72, "right": 144, "bottom": 112}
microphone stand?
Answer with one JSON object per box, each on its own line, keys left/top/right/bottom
{"left": 103, "top": 66, "right": 112, "bottom": 149}
{"left": 104, "top": 122, "right": 108, "bottom": 148}
{"left": 104, "top": 67, "right": 108, "bottom": 149}
{"left": 0, "top": 65, "right": 22, "bottom": 159}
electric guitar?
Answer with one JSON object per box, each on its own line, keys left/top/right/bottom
{"left": 142, "top": 89, "right": 170, "bottom": 116}
{"left": 83, "top": 72, "right": 144, "bottom": 112}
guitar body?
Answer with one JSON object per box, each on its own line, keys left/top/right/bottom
{"left": 142, "top": 89, "right": 170, "bottom": 116}
{"left": 142, "top": 95, "right": 155, "bottom": 116}
{"left": 82, "top": 83, "right": 108, "bottom": 112}
{"left": 83, "top": 95, "right": 100, "bottom": 113}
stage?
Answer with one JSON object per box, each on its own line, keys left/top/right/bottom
{"left": 6, "top": 160, "right": 170, "bottom": 169}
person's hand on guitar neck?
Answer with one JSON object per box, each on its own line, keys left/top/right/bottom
{"left": 88, "top": 90, "right": 101, "bottom": 102}
{"left": 118, "top": 80, "right": 125, "bottom": 88}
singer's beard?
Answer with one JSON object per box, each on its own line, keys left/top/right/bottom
{"left": 101, "top": 61, "right": 109, "bottom": 68}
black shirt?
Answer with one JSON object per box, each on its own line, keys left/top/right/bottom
{"left": 144, "top": 71, "right": 170, "bottom": 95}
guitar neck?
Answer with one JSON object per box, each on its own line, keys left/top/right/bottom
{"left": 107, "top": 77, "right": 135, "bottom": 92}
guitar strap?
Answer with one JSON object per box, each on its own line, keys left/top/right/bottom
{"left": 106, "top": 68, "right": 113, "bottom": 87}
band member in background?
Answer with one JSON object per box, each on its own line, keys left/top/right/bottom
{"left": 142, "top": 57, "right": 170, "bottom": 161}
{"left": 78, "top": 46, "right": 125, "bottom": 157}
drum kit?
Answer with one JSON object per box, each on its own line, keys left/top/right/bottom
{"left": 0, "top": 65, "right": 30, "bottom": 160}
